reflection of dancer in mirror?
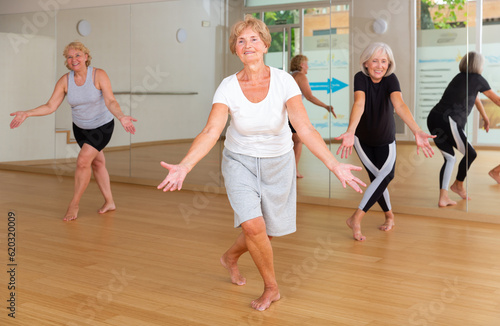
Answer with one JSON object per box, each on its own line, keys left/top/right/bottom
{"left": 158, "top": 15, "right": 365, "bottom": 311}
{"left": 489, "top": 164, "right": 500, "bottom": 183}
{"left": 336, "top": 42, "right": 435, "bottom": 241}
{"left": 427, "top": 51, "right": 500, "bottom": 206}
{"left": 9, "top": 41, "right": 137, "bottom": 221}
{"left": 289, "top": 55, "right": 337, "bottom": 178}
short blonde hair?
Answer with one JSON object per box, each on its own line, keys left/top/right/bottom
{"left": 290, "top": 54, "right": 308, "bottom": 72}
{"left": 229, "top": 15, "right": 271, "bottom": 55}
{"left": 63, "top": 41, "right": 92, "bottom": 70}
{"left": 459, "top": 51, "right": 484, "bottom": 74}
{"left": 359, "top": 42, "right": 396, "bottom": 76}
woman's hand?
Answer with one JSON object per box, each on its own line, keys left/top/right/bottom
{"left": 326, "top": 105, "right": 337, "bottom": 118}
{"left": 330, "top": 163, "right": 366, "bottom": 193}
{"left": 483, "top": 117, "right": 490, "bottom": 133}
{"left": 335, "top": 131, "right": 355, "bottom": 159}
{"left": 415, "top": 130, "right": 436, "bottom": 158}
{"left": 119, "top": 116, "right": 137, "bottom": 134}
{"left": 157, "top": 162, "right": 189, "bottom": 192}
{"left": 10, "top": 111, "right": 28, "bottom": 129}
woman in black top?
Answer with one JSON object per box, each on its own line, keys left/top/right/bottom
{"left": 427, "top": 51, "right": 500, "bottom": 206}
{"left": 336, "top": 42, "right": 435, "bottom": 241}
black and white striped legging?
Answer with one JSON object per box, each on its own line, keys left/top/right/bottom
{"left": 427, "top": 111, "right": 477, "bottom": 190}
{"left": 354, "top": 137, "right": 396, "bottom": 212}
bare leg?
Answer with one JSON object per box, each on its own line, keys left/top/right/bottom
{"left": 379, "top": 210, "right": 395, "bottom": 231}
{"left": 450, "top": 180, "right": 470, "bottom": 200}
{"left": 346, "top": 209, "right": 366, "bottom": 241}
{"left": 240, "top": 217, "right": 280, "bottom": 311}
{"left": 292, "top": 133, "right": 303, "bottom": 178}
{"left": 64, "top": 144, "right": 99, "bottom": 221}
{"left": 438, "top": 189, "right": 457, "bottom": 207}
{"left": 220, "top": 232, "right": 248, "bottom": 286}
{"left": 488, "top": 164, "right": 500, "bottom": 184}
{"left": 221, "top": 231, "right": 274, "bottom": 287}
{"left": 92, "top": 151, "right": 116, "bottom": 214}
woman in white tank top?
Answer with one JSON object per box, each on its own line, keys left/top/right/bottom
{"left": 10, "top": 41, "right": 137, "bottom": 222}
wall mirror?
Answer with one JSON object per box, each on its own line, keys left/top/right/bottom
{"left": 1, "top": 0, "right": 499, "bottom": 221}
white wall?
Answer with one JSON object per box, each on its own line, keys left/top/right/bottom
{"left": 0, "top": 0, "right": 168, "bottom": 15}
{"left": 0, "top": 9, "right": 58, "bottom": 162}
{"left": 54, "top": 4, "right": 132, "bottom": 148}
{"left": 128, "top": 0, "right": 225, "bottom": 143}
{"left": 0, "top": 33, "right": 56, "bottom": 162}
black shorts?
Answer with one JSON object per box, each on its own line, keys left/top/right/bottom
{"left": 72, "top": 119, "right": 114, "bottom": 152}
{"left": 288, "top": 120, "right": 297, "bottom": 133}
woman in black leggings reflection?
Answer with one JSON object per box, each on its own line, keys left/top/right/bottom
{"left": 427, "top": 51, "right": 500, "bottom": 207}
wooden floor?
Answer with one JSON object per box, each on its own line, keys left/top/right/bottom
{"left": 2, "top": 169, "right": 500, "bottom": 325}
{"left": 4, "top": 141, "right": 500, "bottom": 222}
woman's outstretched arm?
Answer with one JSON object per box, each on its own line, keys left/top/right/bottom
{"left": 10, "top": 75, "right": 67, "bottom": 129}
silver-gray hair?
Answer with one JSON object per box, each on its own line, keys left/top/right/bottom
{"left": 359, "top": 42, "right": 396, "bottom": 77}
{"left": 459, "top": 51, "right": 484, "bottom": 74}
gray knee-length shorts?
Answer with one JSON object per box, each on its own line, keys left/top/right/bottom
{"left": 222, "top": 148, "right": 296, "bottom": 237}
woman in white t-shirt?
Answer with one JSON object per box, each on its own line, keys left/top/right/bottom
{"left": 157, "top": 15, "right": 365, "bottom": 312}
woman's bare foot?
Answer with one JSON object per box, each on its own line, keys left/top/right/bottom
{"left": 296, "top": 170, "right": 304, "bottom": 178}
{"left": 379, "top": 212, "right": 395, "bottom": 231}
{"left": 63, "top": 204, "right": 79, "bottom": 221}
{"left": 450, "top": 183, "right": 470, "bottom": 200}
{"left": 438, "top": 189, "right": 457, "bottom": 207}
{"left": 251, "top": 287, "right": 280, "bottom": 311}
{"left": 220, "top": 255, "right": 246, "bottom": 285}
{"left": 438, "top": 197, "right": 457, "bottom": 207}
{"left": 98, "top": 202, "right": 116, "bottom": 214}
{"left": 346, "top": 216, "right": 366, "bottom": 241}
{"left": 489, "top": 170, "right": 500, "bottom": 184}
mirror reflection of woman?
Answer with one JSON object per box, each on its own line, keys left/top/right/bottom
{"left": 158, "top": 15, "right": 365, "bottom": 311}
{"left": 427, "top": 51, "right": 500, "bottom": 206}
{"left": 10, "top": 41, "right": 137, "bottom": 221}
{"left": 336, "top": 42, "right": 435, "bottom": 241}
{"left": 489, "top": 164, "right": 500, "bottom": 184}
{"left": 289, "top": 54, "right": 337, "bottom": 178}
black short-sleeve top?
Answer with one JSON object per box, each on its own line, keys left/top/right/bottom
{"left": 430, "top": 72, "right": 490, "bottom": 128}
{"left": 353, "top": 71, "right": 401, "bottom": 146}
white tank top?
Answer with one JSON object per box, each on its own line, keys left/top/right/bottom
{"left": 66, "top": 67, "right": 113, "bottom": 129}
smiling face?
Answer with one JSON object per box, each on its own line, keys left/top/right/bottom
{"left": 235, "top": 27, "right": 268, "bottom": 65}
{"left": 65, "top": 48, "right": 88, "bottom": 72}
{"left": 364, "top": 49, "right": 390, "bottom": 83}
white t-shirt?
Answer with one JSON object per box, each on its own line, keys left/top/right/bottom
{"left": 213, "top": 67, "right": 301, "bottom": 158}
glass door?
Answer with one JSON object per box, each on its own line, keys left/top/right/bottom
{"left": 266, "top": 27, "right": 290, "bottom": 70}
{"left": 258, "top": 9, "right": 301, "bottom": 70}
{"left": 300, "top": 5, "right": 352, "bottom": 200}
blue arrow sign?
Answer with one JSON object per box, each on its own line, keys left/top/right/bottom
{"left": 309, "top": 77, "right": 348, "bottom": 94}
